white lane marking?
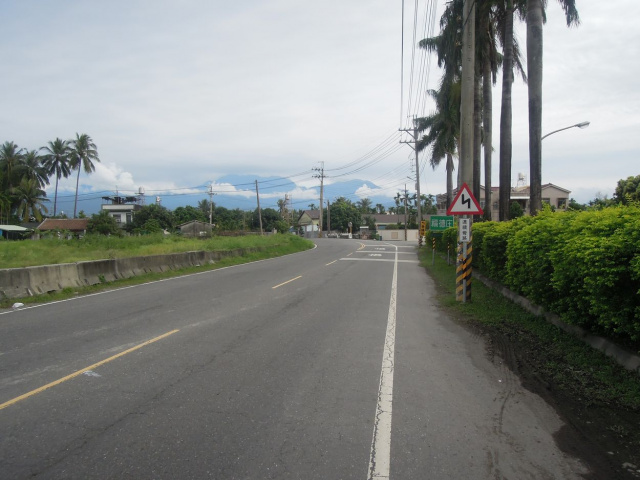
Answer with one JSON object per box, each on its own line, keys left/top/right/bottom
{"left": 340, "top": 258, "right": 418, "bottom": 265}
{"left": 368, "top": 244, "right": 398, "bottom": 480}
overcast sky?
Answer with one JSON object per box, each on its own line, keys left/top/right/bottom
{"left": 1, "top": 0, "right": 638, "bottom": 211}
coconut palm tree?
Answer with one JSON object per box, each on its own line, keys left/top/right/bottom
{"left": 70, "top": 133, "right": 100, "bottom": 218}
{"left": 0, "top": 141, "right": 24, "bottom": 192}
{"left": 19, "top": 150, "right": 50, "bottom": 190}
{"left": 12, "top": 177, "right": 48, "bottom": 222}
{"left": 41, "top": 138, "right": 73, "bottom": 217}
{"left": 357, "top": 197, "right": 373, "bottom": 214}
{"left": 527, "top": 0, "right": 579, "bottom": 215}
{"left": 0, "top": 189, "right": 11, "bottom": 223}
{"left": 417, "top": 81, "right": 461, "bottom": 211}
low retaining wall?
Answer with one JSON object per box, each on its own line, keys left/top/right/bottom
{"left": 0, "top": 248, "right": 259, "bottom": 300}
{"left": 474, "top": 272, "right": 640, "bottom": 375}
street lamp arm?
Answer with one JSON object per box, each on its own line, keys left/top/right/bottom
{"left": 541, "top": 121, "right": 590, "bottom": 141}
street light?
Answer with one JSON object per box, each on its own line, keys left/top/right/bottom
{"left": 541, "top": 121, "right": 590, "bottom": 141}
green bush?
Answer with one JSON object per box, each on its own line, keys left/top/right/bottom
{"left": 505, "top": 209, "right": 574, "bottom": 306}
{"left": 468, "top": 206, "right": 640, "bottom": 348}
{"left": 550, "top": 206, "right": 640, "bottom": 341}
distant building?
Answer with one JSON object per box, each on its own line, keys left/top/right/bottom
{"left": 179, "top": 220, "right": 213, "bottom": 237}
{"left": 100, "top": 195, "right": 143, "bottom": 227}
{"left": 36, "top": 218, "right": 89, "bottom": 238}
{"left": 297, "top": 210, "right": 321, "bottom": 233}
{"left": 436, "top": 183, "right": 571, "bottom": 219}
{"left": 360, "top": 213, "right": 406, "bottom": 230}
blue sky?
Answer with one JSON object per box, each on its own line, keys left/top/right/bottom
{"left": 1, "top": 0, "right": 638, "bottom": 213}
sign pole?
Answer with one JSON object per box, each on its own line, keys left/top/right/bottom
{"left": 448, "top": 184, "right": 481, "bottom": 303}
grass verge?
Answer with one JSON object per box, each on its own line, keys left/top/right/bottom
{"left": 418, "top": 248, "right": 640, "bottom": 474}
{"left": 0, "top": 233, "right": 307, "bottom": 268}
{"left": 1, "top": 234, "right": 313, "bottom": 308}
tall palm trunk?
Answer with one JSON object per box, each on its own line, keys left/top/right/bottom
{"left": 482, "top": 32, "right": 493, "bottom": 220}
{"left": 527, "top": 0, "right": 544, "bottom": 215}
{"left": 499, "top": 1, "right": 515, "bottom": 221}
{"left": 73, "top": 162, "right": 81, "bottom": 218}
{"left": 53, "top": 174, "right": 60, "bottom": 216}
{"left": 473, "top": 64, "right": 482, "bottom": 212}
{"left": 446, "top": 153, "right": 454, "bottom": 210}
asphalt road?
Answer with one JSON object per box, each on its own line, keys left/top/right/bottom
{"left": 0, "top": 239, "right": 588, "bottom": 479}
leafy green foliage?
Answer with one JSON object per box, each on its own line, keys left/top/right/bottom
{"left": 614, "top": 175, "right": 640, "bottom": 205}
{"left": 173, "top": 205, "right": 207, "bottom": 225}
{"left": 87, "top": 210, "right": 122, "bottom": 236}
{"left": 509, "top": 201, "right": 524, "bottom": 219}
{"left": 471, "top": 206, "right": 640, "bottom": 347}
{"left": 126, "top": 204, "right": 174, "bottom": 233}
{"left": 327, "top": 197, "right": 361, "bottom": 232}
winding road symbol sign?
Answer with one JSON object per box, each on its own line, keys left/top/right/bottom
{"left": 446, "top": 182, "right": 484, "bottom": 215}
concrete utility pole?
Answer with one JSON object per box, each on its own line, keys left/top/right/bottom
{"left": 208, "top": 184, "right": 216, "bottom": 226}
{"left": 460, "top": 0, "right": 475, "bottom": 186}
{"left": 313, "top": 162, "right": 325, "bottom": 238}
{"left": 458, "top": 0, "right": 476, "bottom": 302}
{"left": 255, "top": 180, "right": 263, "bottom": 235}
{"left": 399, "top": 119, "right": 423, "bottom": 245}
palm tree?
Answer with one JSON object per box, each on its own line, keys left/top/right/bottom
{"left": 375, "top": 203, "right": 386, "bottom": 214}
{"left": 0, "top": 190, "right": 11, "bottom": 223}
{"left": 417, "top": 80, "right": 461, "bottom": 211}
{"left": 357, "top": 198, "right": 373, "bottom": 214}
{"left": 70, "top": 133, "right": 100, "bottom": 218}
{"left": 0, "top": 141, "right": 24, "bottom": 192}
{"left": 19, "top": 150, "right": 50, "bottom": 190}
{"left": 12, "top": 177, "right": 48, "bottom": 222}
{"left": 41, "top": 138, "right": 72, "bottom": 217}
{"left": 527, "top": 0, "right": 579, "bottom": 215}
{"left": 499, "top": 0, "right": 517, "bottom": 221}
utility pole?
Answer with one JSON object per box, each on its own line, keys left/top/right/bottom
{"left": 255, "top": 180, "right": 263, "bottom": 235}
{"left": 458, "top": 0, "right": 476, "bottom": 302}
{"left": 404, "top": 185, "right": 408, "bottom": 241}
{"left": 208, "top": 184, "right": 216, "bottom": 227}
{"left": 313, "top": 162, "right": 325, "bottom": 238}
{"left": 399, "top": 118, "right": 423, "bottom": 246}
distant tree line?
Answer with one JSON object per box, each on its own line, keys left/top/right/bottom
{"left": 0, "top": 134, "right": 100, "bottom": 223}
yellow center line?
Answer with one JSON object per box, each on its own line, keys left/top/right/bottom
{"left": 272, "top": 275, "right": 302, "bottom": 289}
{"left": 346, "top": 253, "right": 353, "bottom": 257}
{"left": 326, "top": 260, "right": 337, "bottom": 266}
{"left": 358, "top": 243, "right": 365, "bottom": 250}
{"left": 0, "top": 329, "right": 180, "bottom": 411}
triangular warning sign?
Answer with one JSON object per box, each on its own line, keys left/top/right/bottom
{"left": 446, "top": 182, "right": 484, "bottom": 215}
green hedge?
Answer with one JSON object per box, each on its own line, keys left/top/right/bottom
{"left": 467, "top": 206, "right": 640, "bottom": 348}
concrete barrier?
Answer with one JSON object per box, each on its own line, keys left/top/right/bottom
{"left": 27, "top": 263, "right": 82, "bottom": 295}
{"left": 0, "top": 268, "right": 32, "bottom": 298}
{"left": 0, "top": 247, "right": 271, "bottom": 301}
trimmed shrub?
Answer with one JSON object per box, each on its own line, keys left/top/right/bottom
{"left": 550, "top": 206, "right": 640, "bottom": 341}
{"left": 505, "top": 209, "right": 575, "bottom": 306}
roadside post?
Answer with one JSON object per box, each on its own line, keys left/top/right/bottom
{"left": 446, "top": 183, "right": 483, "bottom": 302}
{"left": 428, "top": 215, "right": 453, "bottom": 266}
{"left": 432, "top": 236, "right": 436, "bottom": 265}
{"left": 419, "top": 220, "right": 426, "bottom": 248}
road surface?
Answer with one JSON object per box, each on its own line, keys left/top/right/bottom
{"left": 0, "top": 239, "right": 587, "bottom": 478}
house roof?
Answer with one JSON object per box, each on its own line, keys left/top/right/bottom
{"left": 37, "top": 218, "right": 89, "bottom": 231}
{"left": 0, "top": 225, "right": 30, "bottom": 232}
{"left": 178, "top": 220, "right": 211, "bottom": 228}
{"left": 297, "top": 210, "right": 320, "bottom": 224}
